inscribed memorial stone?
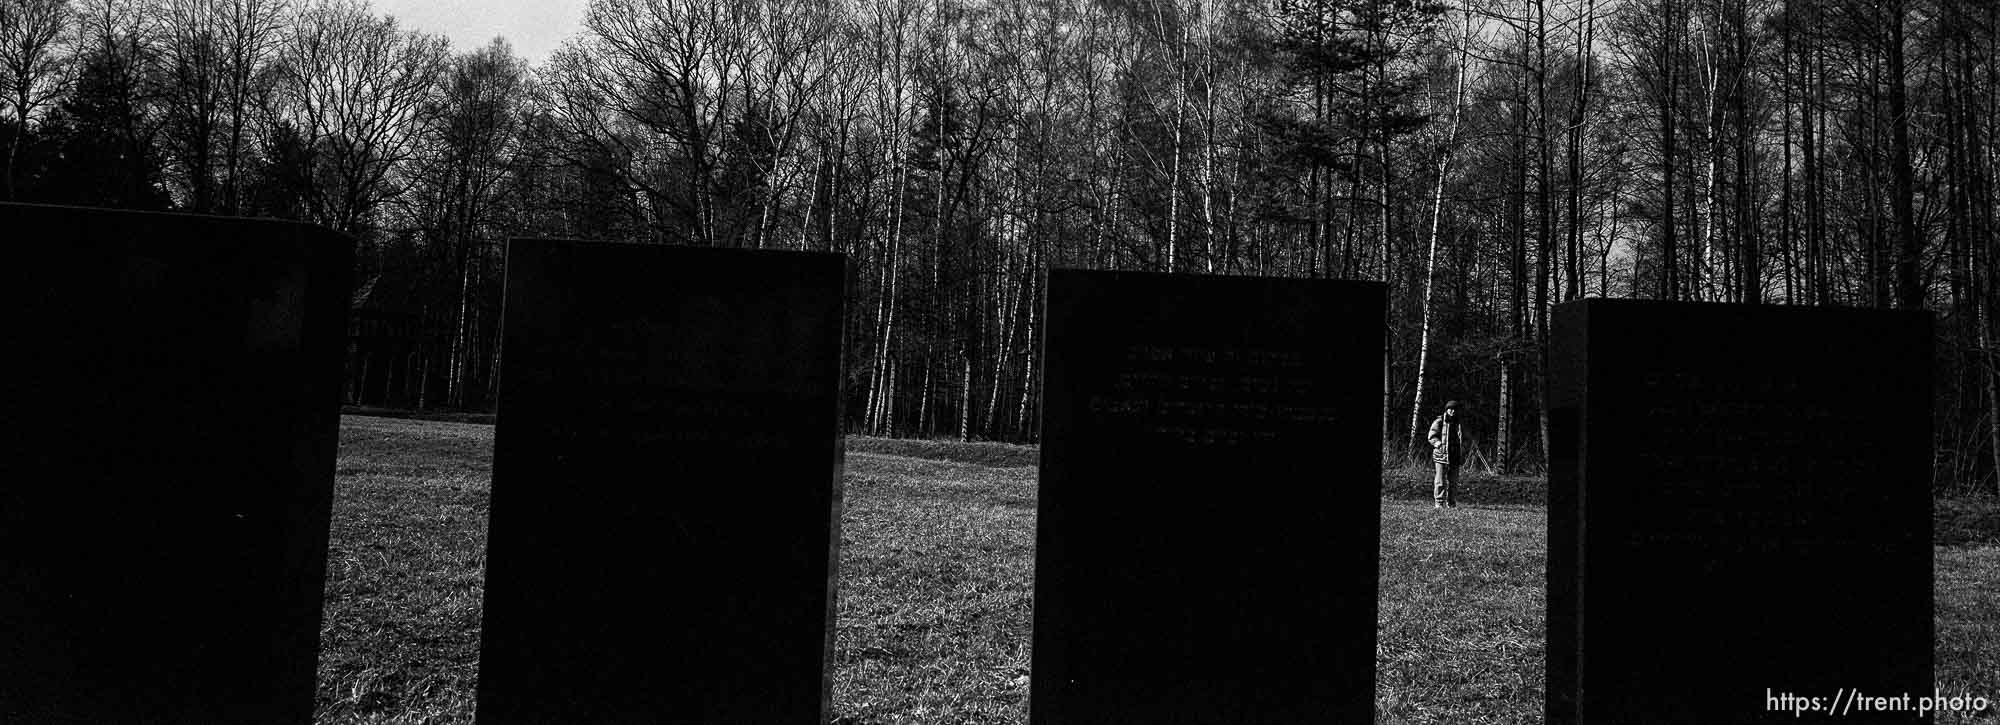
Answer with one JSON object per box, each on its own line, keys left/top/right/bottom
{"left": 1031, "top": 268, "right": 1386, "bottom": 725}
{"left": 1547, "top": 298, "right": 1933, "bottom": 725}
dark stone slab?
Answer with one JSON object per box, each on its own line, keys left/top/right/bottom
{"left": 1548, "top": 298, "right": 1933, "bottom": 725}
{"left": 1030, "top": 269, "right": 1386, "bottom": 725}
{"left": 477, "top": 239, "right": 846, "bottom": 724}
{"left": 0, "top": 203, "right": 353, "bottom": 724}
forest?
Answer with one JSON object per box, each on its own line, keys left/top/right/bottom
{"left": 3, "top": 0, "right": 1995, "bottom": 495}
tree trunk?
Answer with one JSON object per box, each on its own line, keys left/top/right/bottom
{"left": 986, "top": 237, "right": 1013, "bottom": 437}
{"left": 1697, "top": 30, "right": 1719, "bottom": 302}
{"left": 1534, "top": 0, "right": 1556, "bottom": 466}
{"left": 1409, "top": 162, "right": 1450, "bottom": 455}
{"left": 874, "top": 160, "right": 906, "bottom": 434}
{"left": 448, "top": 226, "right": 476, "bottom": 407}
{"left": 1733, "top": 0, "right": 1758, "bottom": 304}
{"left": 1886, "top": 0, "right": 1922, "bottom": 309}
{"left": 917, "top": 364, "right": 932, "bottom": 438}
{"left": 1409, "top": 6, "right": 1471, "bottom": 458}
{"left": 1167, "top": 53, "right": 1184, "bottom": 273}
{"left": 1564, "top": 0, "right": 1594, "bottom": 302}
{"left": 1802, "top": 19, "right": 1824, "bottom": 306}
{"left": 1498, "top": 356, "right": 1514, "bottom": 473}
{"left": 1660, "top": 0, "right": 1680, "bottom": 300}
{"left": 1018, "top": 261, "right": 1039, "bottom": 440}
{"left": 1200, "top": 47, "right": 1217, "bottom": 274}
{"left": 1780, "top": 0, "right": 1795, "bottom": 303}
{"left": 960, "top": 346, "right": 973, "bottom": 442}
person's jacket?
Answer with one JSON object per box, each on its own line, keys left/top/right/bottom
{"left": 1428, "top": 414, "right": 1464, "bottom": 466}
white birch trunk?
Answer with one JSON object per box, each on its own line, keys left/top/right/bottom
{"left": 1409, "top": 7, "right": 1472, "bottom": 456}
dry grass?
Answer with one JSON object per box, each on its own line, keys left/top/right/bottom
{"left": 830, "top": 452, "right": 1036, "bottom": 724}
{"left": 315, "top": 415, "right": 1998, "bottom": 724}
{"left": 316, "top": 416, "right": 490, "bottom": 723}
{"left": 1937, "top": 545, "right": 2000, "bottom": 724}
{"left": 1375, "top": 501, "right": 1547, "bottom": 724}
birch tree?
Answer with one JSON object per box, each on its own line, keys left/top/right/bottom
{"left": 1410, "top": 4, "right": 1475, "bottom": 456}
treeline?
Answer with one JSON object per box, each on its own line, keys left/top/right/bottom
{"left": 2, "top": 0, "right": 1994, "bottom": 495}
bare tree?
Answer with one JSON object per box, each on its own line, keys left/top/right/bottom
{"left": 272, "top": 0, "right": 445, "bottom": 234}
{"left": 553, "top": 0, "right": 763, "bottom": 246}
{"left": 219, "top": 0, "right": 288, "bottom": 213}
{"left": 411, "top": 37, "right": 526, "bottom": 408}
{"left": 151, "top": 0, "right": 226, "bottom": 211}
{"left": 0, "top": 0, "right": 71, "bottom": 199}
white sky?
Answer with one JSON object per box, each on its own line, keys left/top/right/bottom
{"left": 371, "top": 0, "right": 590, "bottom": 66}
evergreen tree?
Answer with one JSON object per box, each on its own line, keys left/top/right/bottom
{"left": 30, "top": 48, "right": 169, "bottom": 209}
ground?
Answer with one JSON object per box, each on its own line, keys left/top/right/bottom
{"left": 315, "top": 415, "right": 2000, "bottom": 724}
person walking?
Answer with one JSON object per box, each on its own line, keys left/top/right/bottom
{"left": 1428, "top": 400, "right": 1464, "bottom": 509}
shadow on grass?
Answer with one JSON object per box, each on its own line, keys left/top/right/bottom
{"left": 1936, "top": 496, "right": 2000, "bottom": 547}
{"left": 1379, "top": 459, "right": 1549, "bottom": 508}
{"left": 341, "top": 405, "right": 495, "bottom": 426}
{"left": 847, "top": 436, "right": 1039, "bottom": 469}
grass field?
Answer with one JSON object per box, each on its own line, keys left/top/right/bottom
{"left": 316, "top": 414, "right": 1999, "bottom": 724}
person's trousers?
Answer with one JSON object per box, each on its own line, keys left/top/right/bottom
{"left": 1433, "top": 462, "right": 1458, "bottom": 507}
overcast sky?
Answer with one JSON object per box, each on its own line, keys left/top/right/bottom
{"left": 372, "top": 0, "right": 589, "bottom": 65}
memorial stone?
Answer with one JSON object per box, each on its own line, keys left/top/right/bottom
{"left": 476, "top": 239, "right": 847, "bottom": 724}
{"left": 1548, "top": 298, "right": 1933, "bottom": 724}
{"left": 0, "top": 203, "right": 352, "bottom": 724}
{"left": 1031, "top": 268, "right": 1386, "bottom": 725}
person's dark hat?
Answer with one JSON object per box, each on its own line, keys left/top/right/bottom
{"left": 1444, "top": 400, "right": 1460, "bottom": 410}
